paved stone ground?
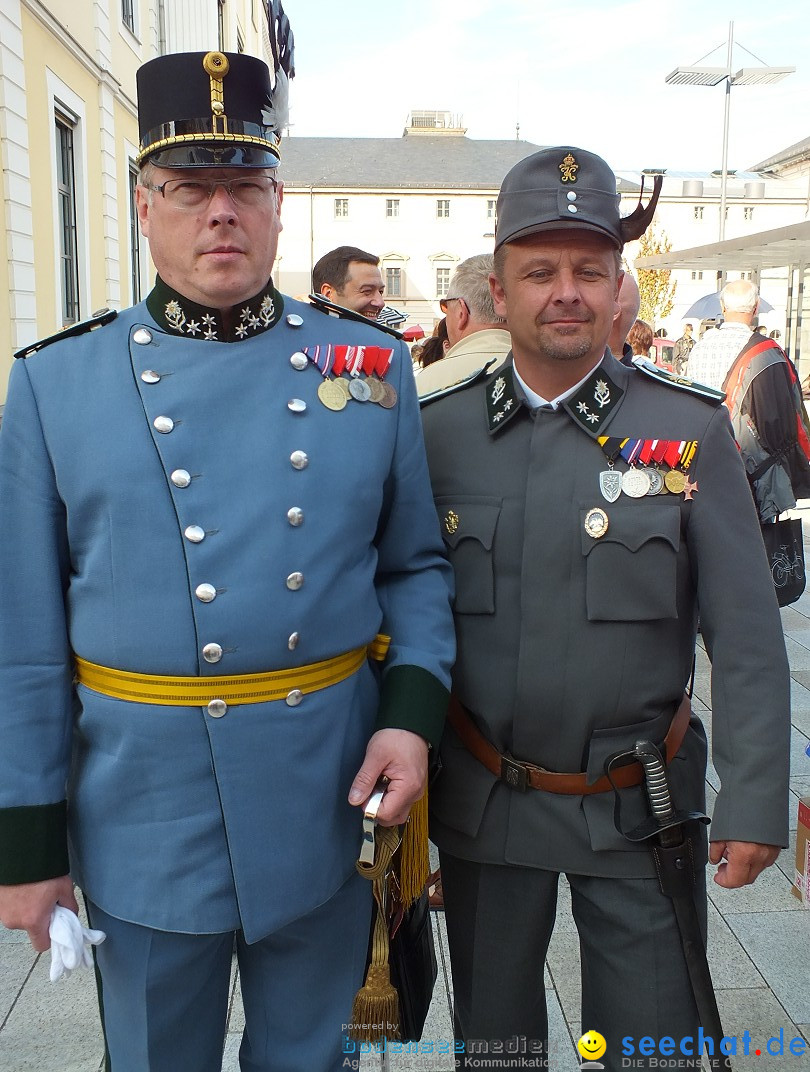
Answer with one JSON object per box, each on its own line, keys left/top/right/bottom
{"left": 2, "top": 512, "right": 809, "bottom": 1072}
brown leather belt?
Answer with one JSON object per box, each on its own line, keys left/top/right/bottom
{"left": 446, "top": 693, "right": 692, "bottom": 795}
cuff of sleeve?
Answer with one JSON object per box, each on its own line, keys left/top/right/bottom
{"left": 0, "top": 802, "right": 69, "bottom": 884}
{"left": 375, "top": 664, "right": 449, "bottom": 750}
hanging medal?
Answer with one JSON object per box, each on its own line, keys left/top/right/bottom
{"left": 346, "top": 346, "right": 372, "bottom": 402}
{"left": 619, "top": 439, "right": 651, "bottom": 497}
{"left": 307, "top": 345, "right": 347, "bottom": 411}
{"left": 375, "top": 347, "right": 397, "bottom": 408}
{"left": 663, "top": 440, "right": 687, "bottom": 494}
{"left": 596, "top": 436, "right": 625, "bottom": 502}
{"left": 651, "top": 440, "right": 671, "bottom": 494}
{"left": 638, "top": 440, "right": 664, "bottom": 495}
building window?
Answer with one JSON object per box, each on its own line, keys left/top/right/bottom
{"left": 744, "top": 206, "right": 754, "bottom": 220}
{"left": 122, "top": 0, "right": 135, "bottom": 32}
{"left": 693, "top": 206, "right": 704, "bottom": 220}
{"left": 55, "top": 111, "right": 80, "bottom": 325}
{"left": 436, "top": 199, "right": 450, "bottom": 219}
{"left": 129, "top": 163, "right": 141, "bottom": 304}
{"left": 436, "top": 268, "right": 451, "bottom": 297}
{"left": 690, "top": 271, "right": 704, "bottom": 281}
{"left": 334, "top": 198, "right": 349, "bottom": 218}
{"left": 386, "top": 199, "right": 400, "bottom": 218}
{"left": 487, "top": 199, "right": 496, "bottom": 219}
{"left": 386, "top": 267, "right": 402, "bottom": 298}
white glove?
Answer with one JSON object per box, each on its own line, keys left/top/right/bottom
{"left": 48, "top": 905, "right": 106, "bottom": 982}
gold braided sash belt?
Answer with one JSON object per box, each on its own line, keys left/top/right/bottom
{"left": 74, "top": 634, "right": 391, "bottom": 707}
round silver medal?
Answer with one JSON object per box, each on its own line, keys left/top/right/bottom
{"left": 349, "top": 378, "right": 372, "bottom": 402}
{"left": 644, "top": 468, "right": 664, "bottom": 495}
{"left": 621, "top": 468, "right": 651, "bottom": 498}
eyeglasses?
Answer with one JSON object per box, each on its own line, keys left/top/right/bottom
{"left": 439, "top": 296, "right": 467, "bottom": 314}
{"left": 143, "top": 175, "right": 278, "bottom": 210}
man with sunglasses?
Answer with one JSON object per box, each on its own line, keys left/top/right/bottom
{"left": 418, "top": 254, "right": 511, "bottom": 398}
{"left": 0, "top": 42, "right": 453, "bottom": 1072}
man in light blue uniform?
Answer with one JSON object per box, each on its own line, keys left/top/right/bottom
{"left": 0, "top": 25, "right": 453, "bottom": 1072}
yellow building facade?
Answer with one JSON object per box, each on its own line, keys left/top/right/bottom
{"left": 0, "top": 0, "right": 272, "bottom": 395}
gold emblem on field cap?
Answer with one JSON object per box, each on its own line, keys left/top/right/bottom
{"left": 445, "top": 510, "right": 459, "bottom": 535}
{"left": 584, "top": 507, "right": 609, "bottom": 539}
{"left": 559, "top": 152, "right": 579, "bottom": 183}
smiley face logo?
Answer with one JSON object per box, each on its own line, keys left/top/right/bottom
{"left": 577, "top": 1030, "right": 607, "bottom": 1064}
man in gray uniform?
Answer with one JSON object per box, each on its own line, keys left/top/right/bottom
{"left": 420, "top": 147, "right": 790, "bottom": 1071}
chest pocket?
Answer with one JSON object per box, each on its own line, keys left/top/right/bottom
{"left": 580, "top": 502, "right": 680, "bottom": 621}
{"left": 435, "top": 496, "right": 502, "bottom": 614}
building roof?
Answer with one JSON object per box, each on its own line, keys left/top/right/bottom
{"left": 749, "top": 135, "right": 810, "bottom": 175}
{"left": 277, "top": 135, "right": 641, "bottom": 192}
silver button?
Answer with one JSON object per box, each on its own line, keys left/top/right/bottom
{"left": 185, "top": 525, "right": 206, "bottom": 543}
{"left": 171, "top": 469, "right": 191, "bottom": 488}
{"left": 290, "top": 352, "right": 308, "bottom": 370}
{"left": 567, "top": 205, "right": 578, "bottom": 214}
{"left": 207, "top": 698, "right": 227, "bottom": 718}
{"left": 286, "top": 572, "right": 304, "bottom": 590}
{"left": 154, "top": 416, "right": 174, "bottom": 434}
{"left": 133, "top": 328, "right": 153, "bottom": 345}
{"left": 287, "top": 507, "right": 304, "bottom": 527}
{"left": 286, "top": 314, "right": 304, "bottom": 327}
{"left": 288, "top": 632, "right": 299, "bottom": 650}
{"left": 203, "top": 643, "right": 223, "bottom": 664}
{"left": 195, "top": 583, "right": 217, "bottom": 602}
{"left": 290, "top": 450, "right": 308, "bottom": 470}
{"left": 288, "top": 398, "right": 307, "bottom": 414}
{"left": 286, "top": 689, "right": 303, "bottom": 707}
{"left": 567, "top": 191, "right": 577, "bottom": 202}
{"left": 141, "top": 369, "right": 161, "bottom": 384}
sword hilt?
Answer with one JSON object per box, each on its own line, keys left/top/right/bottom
{"left": 634, "top": 739, "right": 674, "bottom": 822}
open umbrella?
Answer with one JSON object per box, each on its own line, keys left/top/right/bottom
{"left": 402, "top": 325, "right": 425, "bottom": 342}
{"left": 684, "top": 292, "right": 773, "bottom": 319}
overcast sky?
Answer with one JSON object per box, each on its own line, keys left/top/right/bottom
{"left": 280, "top": 0, "right": 808, "bottom": 175}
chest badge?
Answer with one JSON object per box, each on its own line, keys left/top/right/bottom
{"left": 445, "top": 510, "right": 460, "bottom": 535}
{"left": 584, "top": 507, "right": 609, "bottom": 539}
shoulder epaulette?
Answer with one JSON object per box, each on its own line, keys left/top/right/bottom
{"left": 307, "top": 293, "right": 404, "bottom": 339}
{"left": 419, "top": 360, "right": 497, "bottom": 408}
{"left": 631, "top": 356, "right": 726, "bottom": 405}
{"left": 14, "top": 308, "right": 118, "bottom": 359}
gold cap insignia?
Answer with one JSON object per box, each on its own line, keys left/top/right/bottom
{"left": 445, "top": 510, "right": 459, "bottom": 535}
{"left": 203, "top": 52, "right": 230, "bottom": 126}
{"left": 559, "top": 152, "right": 579, "bottom": 184}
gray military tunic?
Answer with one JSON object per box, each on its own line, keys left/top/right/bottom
{"left": 421, "top": 354, "right": 790, "bottom": 879}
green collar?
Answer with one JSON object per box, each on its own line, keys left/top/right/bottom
{"left": 146, "top": 276, "right": 283, "bottom": 342}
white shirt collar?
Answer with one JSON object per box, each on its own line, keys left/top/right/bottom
{"left": 512, "top": 353, "right": 607, "bottom": 410}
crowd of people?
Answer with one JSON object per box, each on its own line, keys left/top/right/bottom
{"left": 0, "top": 23, "right": 803, "bottom": 1072}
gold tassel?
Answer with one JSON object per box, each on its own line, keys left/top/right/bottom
{"left": 398, "top": 789, "right": 429, "bottom": 907}
{"left": 349, "top": 871, "right": 401, "bottom": 1042}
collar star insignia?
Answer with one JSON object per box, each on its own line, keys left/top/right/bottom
{"left": 146, "top": 276, "right": 283, "bottom": 343}
{"left": 485, "top": 363, "right": 524, "bottom": 435}
{"left": 563, "top": 364, "right": 624, "bottom": 437}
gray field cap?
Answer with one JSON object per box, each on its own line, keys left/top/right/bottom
{"left": 495, "top": 146, "right": 662, "bottom": 251}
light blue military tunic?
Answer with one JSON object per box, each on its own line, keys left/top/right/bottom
{"left": 0, "top": 283, "right": 454, "bottom": 943}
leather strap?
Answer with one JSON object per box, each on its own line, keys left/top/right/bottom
{"left": 446, "top": 694, "right": 692, "bottom": 795}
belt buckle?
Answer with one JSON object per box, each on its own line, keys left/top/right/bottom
{"left": 500, "top": 754, "right": 529, "bottom": 792}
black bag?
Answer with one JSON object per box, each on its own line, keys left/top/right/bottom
{"left": 761, "top": 517, "right": 806, "bottom": 606}
{"left": 387, "top": 889, "right": 438, "bottom": 1041}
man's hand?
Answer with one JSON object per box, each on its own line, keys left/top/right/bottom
{"left": 348, "top": 728, "right": 429, "bottom": 826}
{"left": 709, "top": 840, "right": 780, "bottom": 889}
{"left": 0, "top": 876, "right": 78, "bottom": 952}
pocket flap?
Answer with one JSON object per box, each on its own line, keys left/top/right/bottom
{"left": 580, "top": 501, "right": 680, "bottom": 557}
{"left": 435, "top": 496, "right": 502, "bottom": 551}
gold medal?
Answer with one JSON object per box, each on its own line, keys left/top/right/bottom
{"left": 664, "top": 469, "right": 687, "bottom": 495}
{"left": 367, "top": 377, "right": 386, "bottom": 404}
{"left": 317, "top": 378, "right": 347, "bottom": 411}
{"left": 335, "top": 377, "right": 352, "bottom": 399}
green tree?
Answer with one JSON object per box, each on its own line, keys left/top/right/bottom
{"left": 635, "top": 225, "right": 677, "bottom": 330}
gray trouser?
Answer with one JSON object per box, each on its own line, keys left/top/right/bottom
{"left": 440, "top": 852, "right": 706, "bottom": 1072}
{"left": 87, "top": 870, "right": 372, "bottom": 1072}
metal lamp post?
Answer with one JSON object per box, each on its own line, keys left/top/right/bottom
{"left": 665, "top": 22, "right": 794, "bottom": 243}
